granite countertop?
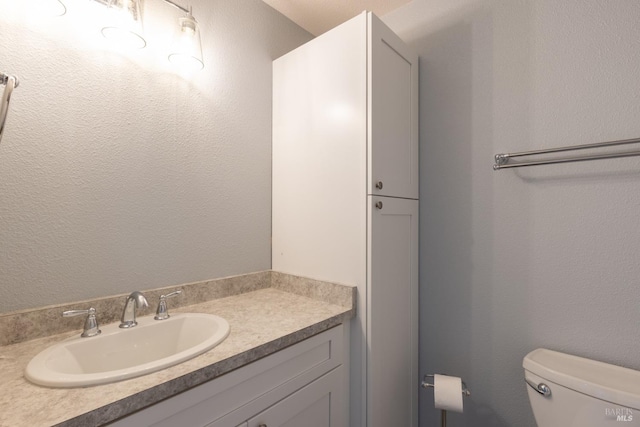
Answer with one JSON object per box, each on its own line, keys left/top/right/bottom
{"left": 0, "top": 276, "right": 355, "bottom": 427}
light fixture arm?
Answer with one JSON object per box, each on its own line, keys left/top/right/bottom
{"left": 92, "top": 0, "right": 192, "bottom": 15}
{"left": 160, "top": 0, "right": 190, "bottom": 15}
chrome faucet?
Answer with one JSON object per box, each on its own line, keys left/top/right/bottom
{"left": 119, "top": 291, "right": 149, "bottom": 328}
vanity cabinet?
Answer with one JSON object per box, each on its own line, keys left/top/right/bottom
{"left": 107, "top": 325, "right": 347, "bottom": 427}
{"left": 272, "top": 11, "right": 419, "bottom": 427}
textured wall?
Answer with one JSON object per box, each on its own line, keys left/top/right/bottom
{"left": 383, "top": 1, "right": 640, "bottom": 426}
{"left": 0, "top": 0, "right": 311, "bottom": 312}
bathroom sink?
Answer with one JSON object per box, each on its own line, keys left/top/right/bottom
{"left": 25, "top": 313, "right": 230, "bottom": 388}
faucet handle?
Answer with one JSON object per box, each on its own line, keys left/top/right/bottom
{"left": 63, "top": 307, "right": 101, "bottom": 338}
{"left": 154, "top": 290, "right": 183, "bottom": 320}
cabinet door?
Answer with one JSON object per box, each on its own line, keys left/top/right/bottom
{"left": 247, "top": 367, "right": 345, "bottom": 427}
{"left": 368, "top": 196, "right": 419, "bottom": 427}
{"left": 368, "top": 13, "right": 419, "bottom": 200}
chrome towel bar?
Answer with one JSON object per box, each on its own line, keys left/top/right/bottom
{"left": 0, "top": 72, "right": 19, "bottom": 144}
{"left": 494, "top": 136, "right": 640, "bottom": 170}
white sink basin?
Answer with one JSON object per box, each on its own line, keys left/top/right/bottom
{"left": 25, "top": 313, "right": 230, "bottom": 388}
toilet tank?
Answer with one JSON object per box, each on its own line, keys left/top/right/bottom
{"left": 523, "top": 348, "right": 640, "bottom": 426}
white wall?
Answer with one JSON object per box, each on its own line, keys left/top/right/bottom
{"left": 383, "top": 1, "right": 640, "bottom": 425}
{"left": 0, "top": 0, "right": 311, "bottom": 312}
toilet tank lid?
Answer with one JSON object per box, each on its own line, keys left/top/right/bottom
{"left": 523, "top": 348, "right": 640, "bottom": 410}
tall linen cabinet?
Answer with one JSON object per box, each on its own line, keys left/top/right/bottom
{"left": 272, "top": 12, "right": 419, "bottom": 427}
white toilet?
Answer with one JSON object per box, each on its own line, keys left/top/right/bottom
{"left": 523, "top": 348, "right": 640, "bottom": 426}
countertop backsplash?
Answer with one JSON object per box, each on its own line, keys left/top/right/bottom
{"left": 0, "top": 270, "right": 355, "bottom": 346}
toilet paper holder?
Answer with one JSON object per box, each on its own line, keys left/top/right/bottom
{"left": 421, "top": 374, "right": 471, "bottom": 396}
{"left": 422, "top": 374, "right": 471, "bottom": 427}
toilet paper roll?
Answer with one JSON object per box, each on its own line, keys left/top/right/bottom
{"left": 433, "top": 374, "right": 464, "bottom": 413}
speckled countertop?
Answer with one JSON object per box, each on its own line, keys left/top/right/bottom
{"left": 0, "top": 273, "right": 355, "bottom": 427}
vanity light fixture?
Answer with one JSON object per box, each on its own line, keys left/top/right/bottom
{"left": 167, "top": 5, "right": 204, "bottom": 71}
{"left": 101, "top": 0, "right": 147, "bottom": 49}
{"left": 49, "top": 0, "right": 205, "bottom": 70}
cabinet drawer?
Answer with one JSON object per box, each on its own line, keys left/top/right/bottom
{"left": 245, "top": 366, "right": 345, "bottom": 427}
{"left": 109, "top": 325, "right": 344, "bottom": 427}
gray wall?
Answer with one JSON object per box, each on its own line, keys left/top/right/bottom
{"left": 0, "top": 0, "right": 312, "bottom": 312}
{"left": 383, "top": 1, "right": 640, "bottom": 426}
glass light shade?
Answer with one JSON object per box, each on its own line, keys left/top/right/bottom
{"left": 38, "top": 0, "right": 66, "bottom": 16}
{"left": 101, "top": 0, "right": 146, "bottom": 49}
{"left": 53, "top": 0, "right": 67, "bottom": 16}
{"left": 168, "top": 13, "right": 204, "bottom": 72}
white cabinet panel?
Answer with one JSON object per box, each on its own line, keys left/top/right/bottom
{"left": 368, "top": 196, "right": 419, "bottom": 427}
{"left": 272, "top": 13, "right": 367, "bottom": 288}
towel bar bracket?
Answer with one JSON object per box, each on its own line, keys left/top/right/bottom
{"left": 0, "top": 72, "right": 19, "bottom": 145}
{"left": 0, "top": 73, "right": 19, "bottom": 88}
